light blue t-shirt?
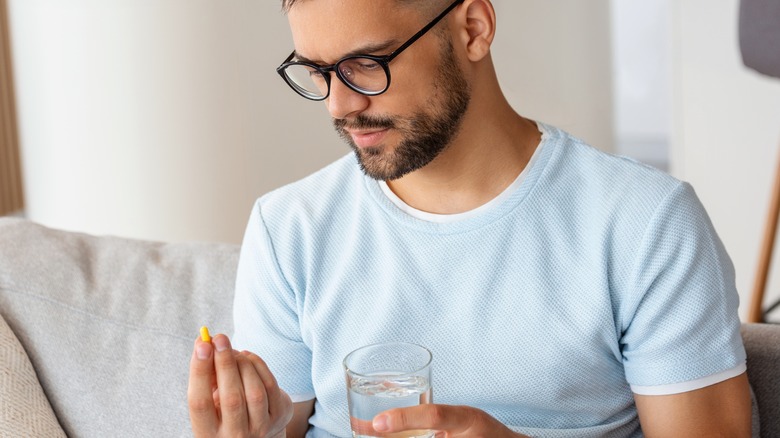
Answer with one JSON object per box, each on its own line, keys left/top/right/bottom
{"left": 232, "top": 123, "right": 745, "bottom": 437}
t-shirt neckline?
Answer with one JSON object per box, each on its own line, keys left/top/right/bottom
{"left": 376, "top": 123, "right": 549, "bottom": 224}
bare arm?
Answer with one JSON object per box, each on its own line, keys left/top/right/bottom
{"left": 634, "top": 373, "right": 751, "bottom": 437}
{"left": 286, "top": 400, "right": 315, "bottom": 438}
{"left": 348, "top": 375, "right": 752, "bottom": 437}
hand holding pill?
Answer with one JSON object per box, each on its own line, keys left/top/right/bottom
{"left": 187, "top": 327, "right": 294, "bottom": 438}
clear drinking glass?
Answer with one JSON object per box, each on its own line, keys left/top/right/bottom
{"left": 343, "top": 342, "right": 434, "bottom": 438}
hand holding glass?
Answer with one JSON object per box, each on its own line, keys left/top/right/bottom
{"left": 343, "top": 342, "right": 433, "bottom": 438}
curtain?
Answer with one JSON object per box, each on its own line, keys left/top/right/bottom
{"left": 0, "top": 0, "right": 23, "bottom": 216}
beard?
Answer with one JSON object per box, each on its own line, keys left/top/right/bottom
{"left": 332, "top": 38, "right": 471, "bottom": 181}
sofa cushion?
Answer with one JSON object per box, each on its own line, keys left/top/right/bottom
{"left": 0, "top": 218, "right": 239, "bottom": 437}
{"left": 742, "top": 323, "right": 780, "bottom": 438}
{"left": 0, "top": 313, "right": 66, "bottom": 437}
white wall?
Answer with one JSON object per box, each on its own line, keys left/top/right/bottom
{"left": 493, "top": 0, "right": 614, "bottom": 153}
{"left": 610, "top": 0, "right": 672, "bottom": 170}
{"left": 671, "top": 0, "right": 780, "bottom": 319}
{"left": 9, "top": 0, "right": 344, "bottom": 243}
{"left": 9, "top": 0, "right": 613, "bottom": 244}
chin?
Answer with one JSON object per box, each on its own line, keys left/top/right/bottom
{"left": 357, "top": 144, "right": 385, "bottom": 157}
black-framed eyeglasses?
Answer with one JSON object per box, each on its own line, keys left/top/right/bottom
{"left": 277, "top": 0, "right": 465, "bottom": 101}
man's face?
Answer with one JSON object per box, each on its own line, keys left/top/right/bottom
{"left": 287, "top": 0, "right": 471, "bottom": 180}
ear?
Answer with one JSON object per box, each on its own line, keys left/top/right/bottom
{"left": 456, "top": 0, "right": 496, "bottom": 62}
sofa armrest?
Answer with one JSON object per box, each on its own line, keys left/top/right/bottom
{"left": 0, "top": 218, "right": 239, "bottom": 437}
{"left": 741, "top": 323, "right": 780, "bottom": 438}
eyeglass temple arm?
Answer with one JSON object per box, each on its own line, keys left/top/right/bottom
{"left": 384, "top": 0, "right": 465, "bottom": 63}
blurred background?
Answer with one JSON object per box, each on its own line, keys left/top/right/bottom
{"left": 1, "top": 0, "right": 779, "bottom": 319}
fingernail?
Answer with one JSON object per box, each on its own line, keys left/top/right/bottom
{"left": 373, "top": 414, "right": 389, "bottom": 432}
{"left": 196, "top": 342, "right": 211, "bottom": 360}
{"left": 213, "top": 335, "right": 230, "bottom": 352}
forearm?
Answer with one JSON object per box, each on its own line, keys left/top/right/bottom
{"left": 285, "top": 400, "right": 315, "bottom": 438}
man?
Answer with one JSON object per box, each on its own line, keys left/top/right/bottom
{"left": 188, "top": 0, "right": 752, "bottom": 436}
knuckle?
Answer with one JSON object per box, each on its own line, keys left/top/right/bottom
{"left": 395, "top": 408, "right": 412, "bottom": 429}
{"left": 427, "top": 405, "right": 446, "bottom": 425}
{"left": 187, "top": 395, "right": 212, "bottom": 415}
{"left": 244, "top": 387, "right": 267, "bottom": 406}
{"left": 220, "top": 391, "right": 245, "bottom": 412}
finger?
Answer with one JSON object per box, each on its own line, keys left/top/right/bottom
{"left": 373, "top": 404, "right": 472, "bottom": 435}
{"left": 242, "top": 351, "right": 291, "bottom": 422}
{"left": 187, "top": 338, "right": 218, "bottom": 437}
{"left": 351, "top": 417, "right": 381, "bottom": 436}
{"left": 235, "top": 353, "right": 270, "bottom": 433}
{"left": 212, "top": 334, "right": 249, "bottom": 432}
{"left": 212, "top": 351, "right": 257, "bottom": 412}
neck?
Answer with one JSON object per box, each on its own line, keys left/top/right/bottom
{"left": 386, "top": 83, "right": 541, "bottom": 215}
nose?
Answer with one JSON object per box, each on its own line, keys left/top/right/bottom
{"left": 326, "top": 76, "right": 370, "bottom": 120}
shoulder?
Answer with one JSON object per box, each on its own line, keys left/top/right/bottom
{"left": 257, "top": 153, "right": 362, "bottom": 216}
{"left": 533, "top": 124, "right": 719, "bottom": 287}
{"left": 248, "top": 153, "right": 373, "bottom": 242}
{"left": 541, "top": 123, "right": 682, "bottom": 200}
{"left": 536, "top": 123, "right": 693, "bottom": 229}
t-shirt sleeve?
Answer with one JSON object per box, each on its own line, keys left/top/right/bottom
{"left": 231, "top": 200, "right": 315, "bottom": 402}
{"left": 619, "top": 182, "right": 746, "bottom": 389}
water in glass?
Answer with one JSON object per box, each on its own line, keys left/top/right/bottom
{"left": 348, "top": 373, "right": 433, "bottom": 438}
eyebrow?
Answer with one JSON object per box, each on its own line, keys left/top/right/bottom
{"left": 293, "top": 39, "right": 399, "bottom": 65}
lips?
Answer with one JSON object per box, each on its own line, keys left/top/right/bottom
{"left": 348, "top": 128, "right": 390, "bottom": 149}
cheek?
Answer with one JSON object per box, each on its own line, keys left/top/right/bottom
{"left": 391, "top": 68, "right": 436, "bottom": 99}
{"left": 369, "top": 72, "right": 434, "bottom": 120}
{"left": 380, "top": 39, "right": 445, "bottom": 102}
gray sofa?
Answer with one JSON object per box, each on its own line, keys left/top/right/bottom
{"left": 0, "top": 217, "right": 778, "bottom": 437}
{"left": 0, "top": 218, "right": 236, "bottom": 437}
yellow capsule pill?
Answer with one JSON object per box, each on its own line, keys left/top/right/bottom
{"left": 200, "top": 326, "right": 211, "bottom": 343}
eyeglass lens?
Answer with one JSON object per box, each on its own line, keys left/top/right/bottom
{"left": 283, "top": 57, "right": 388, "bottom": 99}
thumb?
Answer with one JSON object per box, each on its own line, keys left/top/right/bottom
{"left": 373, "top": 404, "right": 472, "bottom": 434}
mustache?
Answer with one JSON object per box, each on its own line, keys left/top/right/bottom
{"left": 333, "top": 115, "right": 396, "bottom": 132}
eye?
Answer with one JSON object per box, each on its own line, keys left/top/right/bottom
{"left": 340, "top": 65, "right": 355, "bottom": 79}
{"left": 306, "top": 67, "right": 326, "bottom": 81}
{"left": 357, "top": 62, "right": 381, "bottom": 71}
